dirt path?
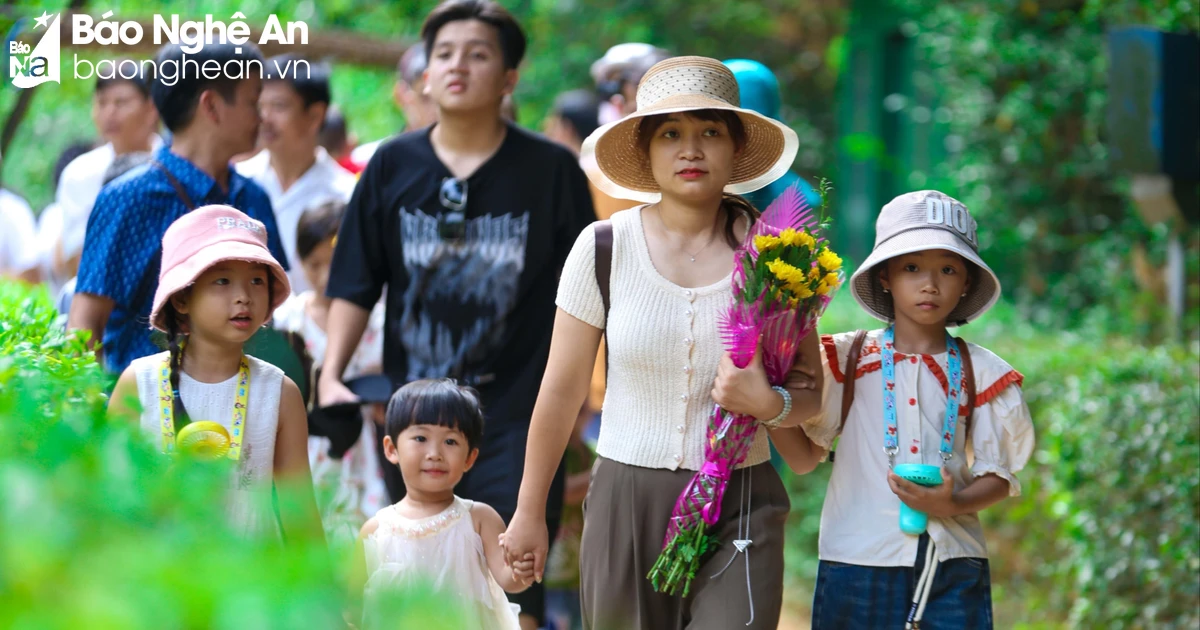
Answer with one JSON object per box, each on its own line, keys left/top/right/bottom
{"left": 777, "top": 602, "right": 812, "bottom": 630}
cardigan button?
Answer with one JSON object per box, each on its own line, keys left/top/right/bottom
{"left": 674, "top": 454, "right": 683, "bottom": 463}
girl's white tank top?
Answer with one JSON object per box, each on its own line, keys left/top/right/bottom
{"left": 131, "top": 351, "right": 283, "bottom": 538}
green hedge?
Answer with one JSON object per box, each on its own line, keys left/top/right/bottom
{"left": 783, "top": 292, "right": 1200, "bottom": 628}
{"left": 0, "top": 282, "right": 461, "bottom": 629}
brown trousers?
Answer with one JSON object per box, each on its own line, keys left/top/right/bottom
{"left": 579, "top": 457, "right": 790, "bottom": 630}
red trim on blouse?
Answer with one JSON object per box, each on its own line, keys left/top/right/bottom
{"left": 976, "top": 370, "right": 1025, "bottom": 407}
{"left": 822, "top": 335, "right": 844, "bottom": 383}
{"left": 922, "top": 354, "right": 949, "bottom": 395}
{"left": 856, "top": 361, "right": 882, "bottom": 378}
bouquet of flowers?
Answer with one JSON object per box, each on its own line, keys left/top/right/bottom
{"left": 647, "top": 183, "right": 844, "bottom": 596}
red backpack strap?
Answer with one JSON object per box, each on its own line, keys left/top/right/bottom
{"left": 956, "top": 337, "right": 977, "bottom": 437}
{"left": 593, "top": 221, "right": 613, "bottom": 377}
{"left": 839, "top": 329, "right": 869, "bottom": 429}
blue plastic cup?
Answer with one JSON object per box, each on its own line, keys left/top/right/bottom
{"left": 892, "top": 463, "right": 943, "bottom": 535}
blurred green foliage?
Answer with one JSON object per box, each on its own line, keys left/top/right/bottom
{"left": 784, "top": 289, "right": 1200, "bottom": 628}
{"left": 883, "top": 0, "right": 1200, "bottom": 340}
{"left": 1, "top": 0, "right": 840, "bottom": 210}
{"left": 0, "top": 281, "right": 465, "bottom": 629}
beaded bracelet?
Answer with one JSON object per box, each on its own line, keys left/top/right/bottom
{"left": 760, "top": 385, "right": 792, "bottom": 429}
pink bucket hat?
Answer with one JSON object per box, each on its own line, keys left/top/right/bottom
{"left": 150, "top": 205, "right": 290, "bottom": 332}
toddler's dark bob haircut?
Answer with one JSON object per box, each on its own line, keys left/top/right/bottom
{"left": 384, "top": 378, "right": 485, "bottom": 451}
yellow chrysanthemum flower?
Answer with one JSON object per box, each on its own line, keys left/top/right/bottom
{"left": 777, "top": 228, "right": 798, "bottom": 247}
{"left": 824, "top": 272, "right": 840, "bottom": 288}
{"left": 809, "top": 267, "right": 822, "bottom": 282}
{"left": 796, "top": 231, "right": 817, "bottom": 249}
{"left": 796, "top": 284, "right": 815, "bottom": 299}
{"left": 766, "top": 259, "right": 806, "bottom": 287}
{"left": 816, "top": 280, "right": 833, "bottom": 296}
{"left": 818, "top": 249, "right": 843, "bottom": 272}
{"left": 755, "top": 234, "right": 781, "bottom": 252}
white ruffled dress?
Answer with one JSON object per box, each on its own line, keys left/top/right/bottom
{"left": 362, "top": 496, "right": 520, "bottom": 630}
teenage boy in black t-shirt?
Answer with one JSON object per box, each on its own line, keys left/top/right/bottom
{"left": 319, "top": 1, "right": 595, "bottom": 626}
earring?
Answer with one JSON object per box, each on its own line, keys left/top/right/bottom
{"left": 961, "top": 292, "right": 967, "bottom": 296}
{"left": 882, "top": 288, "right": 890, "bottom": 293}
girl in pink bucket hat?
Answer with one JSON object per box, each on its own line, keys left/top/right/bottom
{"left": 108, "top": 205, "right": 323, "bottom": 543}
{"left": 796, "top": 190, "right": 1035, "bottom": 629}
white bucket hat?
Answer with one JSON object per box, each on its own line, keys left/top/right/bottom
{"left": 580, "top": 56, "right": 799, "bottom": 204}
{"left": 850, "top": 190, "right": 1001, "bottom": 326}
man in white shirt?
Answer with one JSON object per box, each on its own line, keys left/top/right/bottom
{"left": 55, "top": 62, "right": 161, "bottom": 279}
{"left": 236, "top": 55, "right": 356, "bottom": 294}
{"left": 0, "top": 186, "right": 39, "bottom": 282}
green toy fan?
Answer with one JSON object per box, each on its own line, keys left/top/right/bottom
{"left": 893, "top": 463, "right": 943, "bottom": 535}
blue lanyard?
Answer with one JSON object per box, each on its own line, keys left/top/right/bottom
{"left": 881, "top": 326, "right": 962, "bottom": 466}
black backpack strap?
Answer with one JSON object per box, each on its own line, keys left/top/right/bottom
{"left": 152, "top": 160, "right": 197, "bottom": 211}
{"left": 593, "top": 221, "right": 613, "bottom": 378}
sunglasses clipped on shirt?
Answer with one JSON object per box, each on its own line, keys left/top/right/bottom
{"left": 438, "top": 177, "right": 467, "bottom": 242}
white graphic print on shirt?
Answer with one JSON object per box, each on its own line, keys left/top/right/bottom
{"left": 397, "top": 207, "right": 530, "bottom": 384}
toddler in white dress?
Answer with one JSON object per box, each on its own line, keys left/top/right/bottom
{"left": 354, "top": 379, "right": 535, "bottom": 629}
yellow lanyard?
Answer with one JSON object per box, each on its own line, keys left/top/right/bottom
{"left": 158, "top": 356, "right": 251, "bottom": 461}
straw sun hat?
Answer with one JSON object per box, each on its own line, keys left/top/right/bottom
{"left": 849, "top": 190, "right": 1002, "bottom": 326}
{"left": 580, "top": 56, "right": 799, "bottom": 204}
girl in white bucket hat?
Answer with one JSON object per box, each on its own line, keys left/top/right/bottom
{"left": 503, "top": 56, "right": 823, "bottom": 630}
{"left": 799, "top": 190, "right": 1035, "bottom": 629}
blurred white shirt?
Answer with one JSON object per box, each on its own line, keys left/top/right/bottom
{"left": 56, "top": 137, "right": 162, "bottom": 263}
{"left": 0, "top": 189, "right": 38, "bottom": 276}
{"left": 236, "top": 147, "right": 357, "bottom": 294}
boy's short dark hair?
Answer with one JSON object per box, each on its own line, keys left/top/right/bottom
{"left": 95, "top": 58, "right": 151, "bottom": 98}
{"left": 318, "top": 106, "right": 348, "bottom": 155}
{"left": 421, "top": 0, "right": 527, "bottom": 71}
{"left": 150, "top": 42, "right": 264, "bottom": 132}
{"left": 53, "top": 141, "right": 96, "bottom": 189}
{"left": 295, "top": 200, "right": 345, "bottom": 261}
{"left": 551, "top": 89, "right": 599, "bottom": 139}
{"left": 264, "top": 54, "right": 331, "bottom": 108}
{"left": 385, "top": 379, "right": 485, "bottom": 452}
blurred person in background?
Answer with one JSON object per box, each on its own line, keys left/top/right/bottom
{"left": 590, "top": 42, "right": 670, "bottom": 125}
{"left": 237, "top": 56, "right": 356, "bottom": 294}
{"left": 36, "top": 141, "right": 96, "bottom": 296}
{"left": 723, "top": 58, "right": 821, "bottom": 211}
{"left": 0, "top": 148, "right": 39, "bottom": 284}
{"left": 319, "top": 106, "right": 363, "bottom": 175}
{"left": 55, "top": 61, "right": 162, "bottom": 282}
{"left": 351, "top": 44, "right": 438, "bottom": 167}
{"left": 69, "top": 42, "right": 287, "bottom": 373}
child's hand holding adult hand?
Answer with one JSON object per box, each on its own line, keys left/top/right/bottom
{"left": 887, "top": 467, "right": 958, "bottom": 518}
{"left": 509, "top": 553, "right": 538, "bottom": 585}
{"left": 500, "top": 510, "right": 549, "bottom": 583}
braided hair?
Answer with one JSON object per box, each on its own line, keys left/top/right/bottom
{"left": 162, "top": 300, "right": 192, "bottom": 431}
{"left": 160, "top": 272, "right": 277, "bottom": 431}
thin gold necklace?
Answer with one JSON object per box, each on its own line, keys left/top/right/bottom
{"left": 656, "top": 207, "right": 719, "bottom": 263}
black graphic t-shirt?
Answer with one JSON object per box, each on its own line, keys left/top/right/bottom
{"left": 329, "top": 123, "right": 595, "bottom": 517}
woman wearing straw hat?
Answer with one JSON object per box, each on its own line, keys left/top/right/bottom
{"left": 501, "top": 56, "right": 825, "bottom": 630}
